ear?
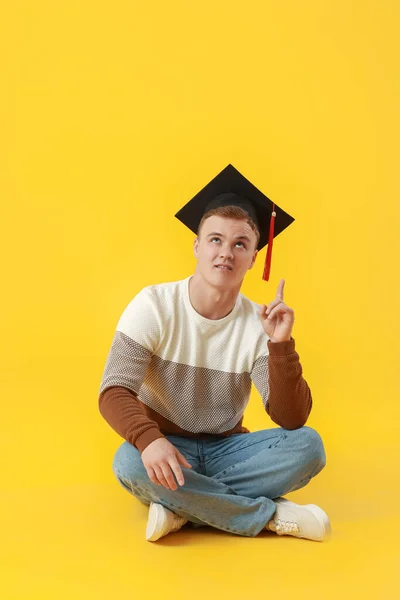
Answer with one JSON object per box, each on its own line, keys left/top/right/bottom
{"left": 193, "top": 237, "right": 199, "bottom": 258}
{"left": 248, "top": 250, "right": 258, "bottom": 270}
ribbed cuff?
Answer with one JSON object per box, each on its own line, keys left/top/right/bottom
{"left": 267, "top": 337, "right": 295, "bottom": 356}
{"left": 135, "top": 428, "right": 166, "bottom": 454}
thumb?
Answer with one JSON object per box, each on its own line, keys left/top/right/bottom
{"left": 176, "top": 450, "right": 192, "bottom": 469}
{"left": 259, "top": 304, "right": 267, "bottom": 321}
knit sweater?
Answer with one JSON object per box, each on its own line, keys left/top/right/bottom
{"left": 98, "top": 277, "right": 312, "bottom": 453}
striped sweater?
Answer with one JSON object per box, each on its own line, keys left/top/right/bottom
{"left": 98, "top": 277, "right": 312, "bottom": 453}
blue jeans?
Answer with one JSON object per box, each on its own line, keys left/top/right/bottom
{"left": 112, "top": 426, "right": 326, "bottom": 537}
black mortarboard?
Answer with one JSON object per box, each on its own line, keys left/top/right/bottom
{"left": 175, "top": 164, "right": 295, "bottom": 280}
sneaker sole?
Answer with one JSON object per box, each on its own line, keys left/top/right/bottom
{"left": 276, "top": 498, "right": 331, "bottom": 541}
{"left": 146, "top": 502, "right": 166, "bottom": 542}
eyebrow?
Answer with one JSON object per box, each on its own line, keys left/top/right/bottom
{"left": 206, "top": 232, "right": 252, "bottom": 242}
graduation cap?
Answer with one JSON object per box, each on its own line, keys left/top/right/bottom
{"left": 175, "top": 164, "right": 295, "bottom": 281}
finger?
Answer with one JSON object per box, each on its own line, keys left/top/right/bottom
{"left": 169, "top": 458, "right": 185, "bottom": 486}
{"left": 267, "top": 303, "right": 286, "bottom": 320}
{"left": 276, "top": 279, "right": 285, "bottom": 301}
{"left": 265, "top": 298, "right": 282, "bottom": 316}
{"left": 259, "top": 304, "right": 270, "bottom": 322}
{"left": 161, "top": 462, "right": 179, "bottom": 490}
{"left": 177, "top": 451, "right": 192, "bottom": 469}
{"left": 147, "top": 466, "right": 160, "bottom": 486}
{"left": 154, "top": 465, "right": 174, "bottom": 490}
{"left": 268, "top": 304, "right": 293, "bottom": 321}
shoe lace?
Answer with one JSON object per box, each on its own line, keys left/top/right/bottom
{"left": 274, "top": 519, "right": 300, "bottom": 535}
{"left": 173, "top": 514, "right": 183, "bottom": 525}
{"left": 171, "top": 513, "right": 186, "bottom": 530}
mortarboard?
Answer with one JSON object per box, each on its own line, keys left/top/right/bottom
{"left": 174, "top": 164, "right": 295, "bottom": 281}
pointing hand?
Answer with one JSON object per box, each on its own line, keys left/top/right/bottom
{"left": 259, "top": 279, "right": 294, "bottom": 342}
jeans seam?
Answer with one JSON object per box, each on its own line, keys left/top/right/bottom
{"left": 212, "top": 433, "right": 288, "bottom": 479}
{"left": 208, "top": 433, "right": 287, "bottom": 459}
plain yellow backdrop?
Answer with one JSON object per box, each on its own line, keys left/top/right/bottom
{"left": 1, "top": 1, "right": 399, "bottom": 598}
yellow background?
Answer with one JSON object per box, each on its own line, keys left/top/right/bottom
{"left": 1, "top": 1, "right": 399, "bottom": 598}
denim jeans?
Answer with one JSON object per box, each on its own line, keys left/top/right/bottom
{"left": 112, "top": 426, "right": 326, "bottom": 537}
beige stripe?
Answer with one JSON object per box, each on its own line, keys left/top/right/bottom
{"left": 116, "top": 281, "right": 269, "bottom": 372}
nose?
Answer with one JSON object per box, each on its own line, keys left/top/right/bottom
{"left": 219, "top": 243, "right": 234, "bottom": 260}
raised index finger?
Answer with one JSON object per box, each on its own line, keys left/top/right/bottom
{"left": 276, "top": 279, "right": 285, "bottom": 301}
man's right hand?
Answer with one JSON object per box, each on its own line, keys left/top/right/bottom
{"left": 141, "top": 437, "right": 192, "bottom": 490}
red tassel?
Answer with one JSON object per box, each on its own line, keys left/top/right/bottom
{"left": 262, "top": 204, "right": 276, "bottom": 281}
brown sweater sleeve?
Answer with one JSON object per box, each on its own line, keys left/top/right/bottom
{"left": 98, "top": 386, "right": 165, "bottom": 453}
{"left": 265, "top": 338, "right": 313, "bottom": 429}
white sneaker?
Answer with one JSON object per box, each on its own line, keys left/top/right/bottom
{"left": 145, "top": 502, "right": 188, "bottom": 542}
{"left": 267, "top": 498, "right": 331, "bottom": 542}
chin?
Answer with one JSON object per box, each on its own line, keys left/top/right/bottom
{"left": 210, "top": 269, "right": 241, "bottom": 289}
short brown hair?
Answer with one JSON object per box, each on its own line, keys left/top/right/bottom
{"left": 197, "top": 205, "right": 260, "bottom": 248}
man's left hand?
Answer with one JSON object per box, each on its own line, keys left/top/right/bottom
{"left": 259, "top": 279, "right": 294, "bottom": 342}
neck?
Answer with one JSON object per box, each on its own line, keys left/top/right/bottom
{"left": 188, "top": 273, "right": 242, "bottom": 320}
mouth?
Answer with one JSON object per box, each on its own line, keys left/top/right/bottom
{"left": 214, "top": 264, "right": 233, "bottom": 271}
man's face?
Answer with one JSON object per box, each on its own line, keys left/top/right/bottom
{"left": 194, "top": 215, "right": 258, "bottom": 288}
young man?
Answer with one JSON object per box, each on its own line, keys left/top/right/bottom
{"left": 99, "top": 165, "right": 330, "bottom": 542}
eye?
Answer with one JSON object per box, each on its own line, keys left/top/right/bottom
{"left": 236, "top": 241, "right": 245, "bottom": 248}
{"left": 211, "top": 237, "right": 221, "bottom": 243}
